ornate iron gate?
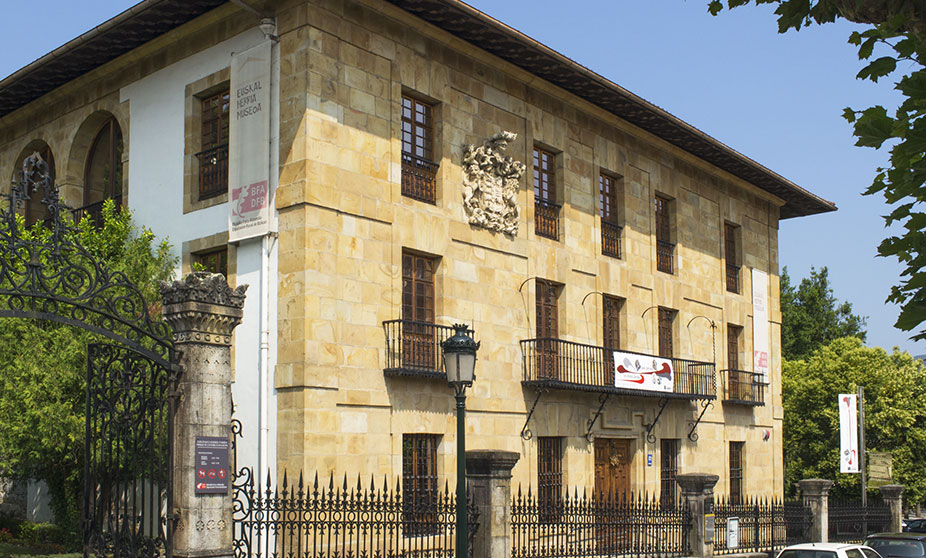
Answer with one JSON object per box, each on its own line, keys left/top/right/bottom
{"left": 0, "top": 153, "right": 180, "bottom": 558}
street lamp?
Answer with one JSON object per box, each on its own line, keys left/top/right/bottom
{"left": 441, "top": 324, "right": 480, "bottom": 558}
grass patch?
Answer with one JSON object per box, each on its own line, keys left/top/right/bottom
{"left": 0, "top": 541, "right": 74, "bottom": 558}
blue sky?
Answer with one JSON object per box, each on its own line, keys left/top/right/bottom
{"left": 1, "top": 1, "right": 917, "bottom": 354}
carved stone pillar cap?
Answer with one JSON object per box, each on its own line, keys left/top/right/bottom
{"left": 798, "top": 479, "right": 835, "bottom": 496}
{"left": 880, "top": 485, "right": 905, "bottom": 499}
{"left": 465, "top": 450, "right": 520, "bottom": 477}
{"left": 676, "top": 473, "right": 720, "bottom": 494}
{"left": 160, "top": 272, "right": 248, "bottom": 345}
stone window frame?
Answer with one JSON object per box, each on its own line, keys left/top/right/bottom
{"left": 183, "top": 68, "right": 230, "bottom": 214}
{"left": 182, "top": 231, "right": 236, "bottom": 286}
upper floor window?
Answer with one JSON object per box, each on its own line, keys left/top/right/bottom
{"left": 78, "top": 117, "right": 124, "bottom": 226}
{"left": 197, "top": 89, "right": 230, "bottom": 201}
{"left": 402, "top": 251, "right": 437, "bottom": 370}
{"left": 536, "top": 279, "right": 560, "bottom": 380}
{"left": 658, "top": 307, "right": 675, "bottom": 359}
{"left": 600, "top": 173, "right": 622, "bottom": 258}
{"left": 193, "top": 247, "right": 229, "bottom": 278}
{"left": 724, "top": 223, "right": 740, "bottom": 293}
{"left": 655, "top": 195, "right": 674, "bottom": 274}
{"left": 533, "top": 147, "right": 559, "bottom": 240}
{"left": 602, "top": 295, "right": 622, "bottom": 350}
{"left": 401, "top": 95, "right": 437, "bottom": 204}
{"left": 402, "top": 433, "right": 440, "bottom": 535}
{"left": 727, "top": 324, "right": 742, "bottom": 371}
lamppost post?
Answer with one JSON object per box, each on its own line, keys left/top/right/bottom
{"left": 441, "top": 324, "right": 479, "bottom": 558}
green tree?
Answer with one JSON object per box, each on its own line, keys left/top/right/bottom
{"left": 781, "top": 266, "right": 867, "bottom": 360}
{"left": 783, "top": 336, "right": 926, "bottom": 503}
{"left": 707, "top": 1, "right": 926, "bottom": 340}
{"left": 0, "top": 201, "right": 176, "bottom": 539}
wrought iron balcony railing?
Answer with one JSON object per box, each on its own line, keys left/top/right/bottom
{"left": 601, "top": 220, "right": 622, "bottom": 259}
{"left": 656, "top": 240, "right": 674, "bottom": 274}
{"left": 72, "top": 195, "right": 123, "bottom": 228}
{"left": 535, "top": 198, "right": 560, "bottom": 240}
{"left": 383, "top": 319, "right": 475, "bottom": 379}
{"left": 196, "top": 143, "right": 229, "bottom": 200}
{"left": 401, "top": 153, "right": 439, "bottom": 204}
{"left": 726, "top": 264, "right": 740, "bottom": 293}
{"left": 521, "top": 338, "right": 716, "bottom": 400}
{"left": 720, "top": 369, "right": 766, "bottom": 406}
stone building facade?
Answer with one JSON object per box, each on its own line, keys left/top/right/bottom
{"left": 0, "top": 0, "right": 834, "bottom": 510}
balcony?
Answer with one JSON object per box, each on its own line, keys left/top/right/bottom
{"left": 401, "top": 154, "right": 438, "bottom": 204}
{"left": 72, "top": 195, "right": 123, "bottom": 228}
{"left": 720, "top": 369, "right": 766, "bottom": 406}
{"left": 726, "top": 264, "right": 740, "bottom": 293}
{"left": 383, "top": 320, "right": 475, "bottom": 379}
{"left": 656, "top": 240, "right": 674, "bottom": 274}
{"left": 196, "top": 143, "right": 229, "bottom": 200}
{"left": 535, "top": 198, "right": 560, "bottom": 240}
{"left": 520, "top": 338, "right": 716, "bottom": 400}
{"left": 601, "top": 220, "right": 622, "bottom": 259}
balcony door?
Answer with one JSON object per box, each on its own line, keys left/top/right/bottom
{"left": 595, "top": 438, "right": 632, "bottom": 552}
{"left": 535, "top": 280, "right": 559, "bottom": 380}
{"left": 83, "top": 117, "right": 123, "bottom": 224}
{"left": 402, "top": 252, "right": 436, "bottom": 370}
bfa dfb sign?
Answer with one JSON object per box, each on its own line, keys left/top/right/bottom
{"left": 229, "top": 41, "right": 273, "bottom": 242}
{"left": 194, "top": 436, "right": 230, "bottom": 494}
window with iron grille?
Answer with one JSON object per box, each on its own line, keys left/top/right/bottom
{"left": 402, "top": 251, "right": 437, "bottom": 369}
{"left": 660, "top": 439, "right": 680, "bottom": 508}
{"left": 725, "top": 223, "right": 740, "bottom": 293}
{"left": 603, "top": 295, "right": 622, "bottom": 350}
{"left": 536, "top": 280, "right": 559, "bottom": 380}
{"left": 658, "top": 307, "right": 675, "bottom": 359}
{"left": 729, "top": 441, "right": 744, "bottom": 505}
{"left": 600, "top": 173, "right": 622, "bottom": 258}
{"left": 655, "top": 195, "right": 674, "bottom": 273}
{"left": 401, "top": 95, "right": 438, "bottom": 203}
{"left": 533, "top": 147, "right": 559, "bottom": 240}
{"left": 402, "top": 434, "right": 440, "bottom": 536}
{"left": 538, "top": 437, "right": 563, "bottom": 522}
{"left": 193, "top": 247, "right": 229, "bottom": 278}
{"left": 198, "top": 89, "right": 229, "bottom": 200}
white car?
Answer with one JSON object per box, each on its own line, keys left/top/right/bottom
{"left": 777, "top": 542, "right": 884, "bottom": 558}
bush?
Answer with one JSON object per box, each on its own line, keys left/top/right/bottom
{"left": 0, "top": 526, "right": 14, "bottom": 543}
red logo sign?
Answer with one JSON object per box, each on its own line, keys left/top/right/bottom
{"left": 231, "top": 181, "right": 268, "bottom": 218}
{"left": 196, "top": 482, "right": 207, "bottom": 490}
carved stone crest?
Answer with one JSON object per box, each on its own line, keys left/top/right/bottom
{"left": 462, "top": 131, "right": 525, "bottom": 236}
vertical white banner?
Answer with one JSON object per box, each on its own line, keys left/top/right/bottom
{"left": 751, "top": 269, "right": 770, "bottom": 382}
{"left": 839, "top": 393, "right": 860, "bottom": 473}
{"left": 229, "top": 41, "right": 272, "bottom": 242}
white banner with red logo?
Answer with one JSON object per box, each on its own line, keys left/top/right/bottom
{"left": 612, "top": 351, "right": 673, "bottom": 392}
{"left": 752, "top": 269, "right": 770, "bottom": 382}
{"left": 839, "top": 393, "right": 860, "bottom": 473}
{"left": 229, "top": 41, "right": 272, "bottom": 242}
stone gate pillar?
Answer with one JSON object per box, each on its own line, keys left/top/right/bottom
{"left": 798, "top": 479, "right": 834, "bottom": 542}
{"left": 466, "top": 450, "right": 520, "bottom": 558}
{"left": 161, "top": 272, "right": 247, "bottom": 558}
{"left": 677, "top": 473, "right": 719, "bottom": 558}
{"left": 880, "top": 485, "right": 905, "bottom": 533}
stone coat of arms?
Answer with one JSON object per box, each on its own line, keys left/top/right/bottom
{"left": 462, "top": 131, "right": 525, "bottom": 236}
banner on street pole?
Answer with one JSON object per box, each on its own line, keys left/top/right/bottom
{"left": 839, "top": 393, "right": 859, "bottom": 473}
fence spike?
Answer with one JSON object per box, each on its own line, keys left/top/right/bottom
{"left": 370, "top": 473, "right": 375, "bottom": 492}
{"left": 266, "top": 468, "right": 272, "bottom": 487}
{"left": 356, "top": 473, "right": 362, "bottom": 493}
{"left": 298, "top": 470, "right": 304, "bottom": 490}
{"left": 282, "top": 469, "right": 288, "bottom": 489}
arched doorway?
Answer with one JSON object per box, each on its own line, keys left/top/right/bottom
{"left": 6, "top": 153, "right": 178, "bottom": 558}
{"left": 78, "top": 116, "right": 124, "bottom": 225}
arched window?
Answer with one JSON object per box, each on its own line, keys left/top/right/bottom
{"left": 14, "top": 143, "right": 56, "bottom": 227}
{"left": 82, "top": 117, "right": 123, "bottom": 211}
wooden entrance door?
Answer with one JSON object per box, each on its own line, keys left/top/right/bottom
{"left": 594, "top": 439, "right": 632, "bottom": 552}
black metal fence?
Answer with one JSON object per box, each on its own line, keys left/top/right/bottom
{"left": 511, "top": 487, "right": 689, "bottom": 558}
{"left": 720, "top": 369, "right": 767, "bottom": 406}
{"left": 232, "top": 468, "right": 478, "bottom": 558}
{"left": 829, "top": 496, "right": 892, "bottom": 543}
{"left": 713, "top": 496, "right": 811, "bottom": 555}
{"left": 520, "top": 338, "right": 716, "bottom": 399}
